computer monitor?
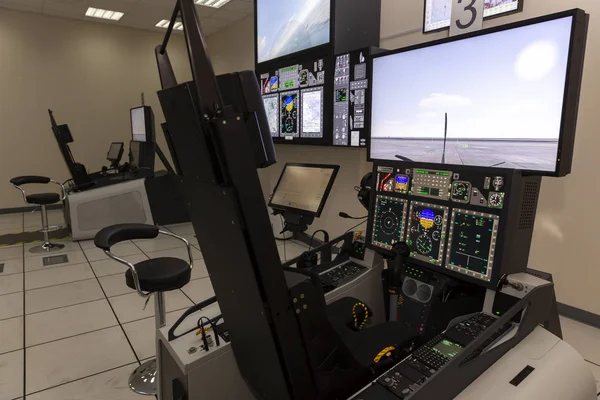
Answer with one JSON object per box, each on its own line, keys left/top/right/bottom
{"left": 131, "top": 107, "right": 147, "bottom": 142}
{"left": 269, "top": 163, "right": 339, "bottom": 217}
{"left": 424, "top": 0, "right": 524, "bottom": 33}
{"left": 370, "top": 10, "right": 588, "bottom": 176}
{"left": 107, "top": 142, "right": 124, "bottom": 163}
{"left": 256, "top": 0, "right": 331, "bottom": 64}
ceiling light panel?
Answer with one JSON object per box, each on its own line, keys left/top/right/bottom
{"left": 156, "top": 20, "right": 184, "bottom": 31}
{"left": 195, "top": 0, "right": 232, "bottom": 8}
{"left": 85, "top": 7, "right": 124, "bottom": 21}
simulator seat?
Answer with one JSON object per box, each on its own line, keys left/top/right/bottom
{"left": 284, "top": 269, "right": 419, "bottom": 399}
{"left": 94, "top": 223, "right": 193, "bottom": 396}
{"left": 10, "top": 175, "right": 66, "bottom": 253}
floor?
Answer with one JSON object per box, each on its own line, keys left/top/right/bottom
{"left": 0, "top": 211, "right": 599, "bottom": 399}
{"left": 0, "top": 210, "right": 310, "bottom": 399}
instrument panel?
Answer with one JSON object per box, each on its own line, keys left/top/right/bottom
{"left": 368, "top": 163, "right": 514, "bottom": 286}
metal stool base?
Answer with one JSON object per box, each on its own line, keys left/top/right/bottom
{"left": 28, "top": 242, "right": 65, "bottom": 254}
{"left": 128, "top": 358, "right": 157, "bottom": 395}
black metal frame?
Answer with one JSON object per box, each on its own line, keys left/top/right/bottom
{"left": 422, "top": 0, "right": 525, "bottom": 34}
{"left": 268, "top": 163, "right": 340, "bottom": 218}
{"left": 369, "top": 8, "right": 589, "bottom": 177}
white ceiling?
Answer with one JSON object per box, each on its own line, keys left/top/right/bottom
{"left": 0, "top": 0, "right": 254, "bottom": 36}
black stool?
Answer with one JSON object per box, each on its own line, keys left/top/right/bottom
{"left": 94, "top": 223, "right": 193, "bottom": 396}
{"left": 10, "top": 175, "right": 66, "bottom": 253}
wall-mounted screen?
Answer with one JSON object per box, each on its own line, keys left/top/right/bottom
{"left": 424, "top": 0, "right": 524, "bottom": 33}
{"left": 256, "top": 0, "right": 331, "bottom": 64}
{"left": 370, "top": 13, "right": 583, "bottom": 175}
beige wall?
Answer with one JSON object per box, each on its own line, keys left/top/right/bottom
{"left": 0, "top": 9, "right": 191, "bottom": 207}
{"left": 207, "top": 1, "right": 600, "bottom": 315}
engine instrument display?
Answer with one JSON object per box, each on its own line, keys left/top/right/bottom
{"left": 446, "top": 209, "right": 500, "bottom": 282}
{"left": 372, "top": 195, "right": 408, "bottom": 250}
{"left": 406, "top": 201, "right": 448, "bottom": 266}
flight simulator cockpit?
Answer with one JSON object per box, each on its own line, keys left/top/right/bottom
{"left": 150, "top": 1, "right": 593, "bottom": 400}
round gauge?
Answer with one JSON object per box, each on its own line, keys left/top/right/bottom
{"left": 432, "top": 231, "right": 440, "bottom": 241}
{"left": 383, "top": 179, "right": 394, "bottom": 192}
{"left": 416, "top": 235, "right": 433, "bottom": 254}
{"left": 453, "top": 182, "right": 468, "bottom": 197}
{"left": 412, "top": 211, "right": 421, "bottom": 222}
{"left": 411, "top": 225, "right": 419, "bottom": 235}
{"left": 434, "top": 215, "right": 443, "bottom": 226}
{"left": 381, "top": 212, "right": 399, "bottom": 235}
{"left": 489, "top": 192, "right": 504, "bottom": 208}
{"left": 284, "top": 118, "right": 294, "bottom": 132}
{"left": 292, "top": 110, "right": 297, "bottom": 118}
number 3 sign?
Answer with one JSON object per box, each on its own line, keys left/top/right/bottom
{"left": 450, "top": 0, "right": 484, "bottom": 36}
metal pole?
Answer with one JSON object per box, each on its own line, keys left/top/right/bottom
{"left": 154, "top": 292, "right": 167, "bottom": 330}
{"left": 41, "top": 205, "right": 49, "bottom": 244}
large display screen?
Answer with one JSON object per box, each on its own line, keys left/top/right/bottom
{"left": 424, "top": 0, "right": 523, "bottom": 33}
{"left": 446, "top": 209, "right": 500, "bottom": 282}
{"left": 371, "top": 16, "right": 574, "bottom": 174}
{"left": 256, "top": 0, "right": 331, "bottom": 64}
{"left": 269, "top": 164, "right": 338, "bottom": 216}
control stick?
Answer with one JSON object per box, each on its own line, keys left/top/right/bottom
{"left": 389, "top": 242, "right": 410, "bottom": 322}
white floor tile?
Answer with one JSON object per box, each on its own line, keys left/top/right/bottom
{"left": 181, "top": 233, "right": 199, "bottom": 246}
{"left": 109, "top": 290, "right": 193, "bottom": 324}
{"left": 24, "top": 240, "right": 80, "bottom": 257}
{"left": 0, "top": 258, "right": 24, "bottom": 276}
{"left": 277, "top": 241, "right": 308, "bottom": 262}
{"left": 25, "top": 263, "right": 94, "bottom": 290}
{"left": 99, "top": 274, "right": 135, "bottom": 297}
{"left": 182, "top": 278, "right": 215, "bottom": 304}
{"left": 0, "top": 246, "right": 23, "bottom": 261}
{"left": 0, "top": 317, "right": 23, "bottom": 355}
{"left": 135, "top": 236, "right": 186, "bottom": 253}
{"left": 26, "top": 326, "right": 136, "bottom": 394}
{"left": 77, "top": 240, "right": 96, "bottom": 249}
{"left": 123, "top": 310, "right": 182, "bottom": 360}
{"left": 84, "top": 242, "right": 141, "bottom": 262}
{"left": 24, "top": 250, "right": 88, "bottom": 272}
{"left": 561, "top": 316, "right": 600, "bottom": 365}
{"left": 0, "top": 227, "right": 22, "bottom": 235}
{"left": 26, "top": 279, "right": 104, "bottom": 314}
{"left": 190, "top": 258, "right": 209, "bottom": 281}
{"left": 90, "top": 253, "right": 148, "bottom": 278}
{"left": 145, "top": 246, "right": 202, "bottom": 263}
{"left": 27, "top": 363, "right": 144, "bottom": 400}
{"left": 0, "top": 292, "right": 23, "bottom": 321}
{"left": 26, "top": 299, "right": 118, "bottom": 347}
{"left": 0, "top": 273, "right": 23, "bottom": 295}
{"left": 0, "top": 350, "right": 23, "bottom": 400}
{"left": 164, "top": 223, "right": 195, "bottom": 236}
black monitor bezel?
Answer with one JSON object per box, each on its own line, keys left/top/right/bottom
{"left": 107, "top": 142, "right": 124, "bottom": 163}
{"left": 422, "top": 0, "right": 525, "bottom": 34}
{"left": 254, "top": 0, "right": 335, "bottom": 68}
{"left": 268, "top": 162, "right": 340, "bottom": 217}
{"left": 368, "top": 8, "right": 587, "bottom": 177}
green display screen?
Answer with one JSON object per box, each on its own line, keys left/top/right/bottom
{"left": 432, "top": 340, "right": 462, "bottom": 359}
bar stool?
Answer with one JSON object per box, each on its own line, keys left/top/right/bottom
{"left": 94, "top": 223, "right": 193, "bottom": 396}
{"left": 10, "top": 175, "right": 66, "bottom": 253}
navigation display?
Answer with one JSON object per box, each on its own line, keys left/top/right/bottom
{"left": 406, "top": 202, "right": 448, "bottom": 266}
{"left": 371, "top": 16, "right": 574, "bottom": 174}
{"left": 446, "top": 209, "right": 500, "bottom": 282}
{"left": 301, "top": 87, "right": 324, "bottom": 138}
{"left": 424, "top": 0, "right": 523, "bottom": 33}
{"left": 371, "top": 195, "right": 408, "bottom": 251}
{"left": 257, "top": 0, "right": 331, "bottom": 64}
{"left": 262, "top": 94, "right": 280, "bottom": 137}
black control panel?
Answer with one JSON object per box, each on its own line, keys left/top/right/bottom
{"left": 366, "top": 161, "right": 542, "bottom": 288}
{"left": 376, "top": 313, "right": 514, "bottom": 399}
{"left": 319, "top": 261, "right": 367, "bottom": 294}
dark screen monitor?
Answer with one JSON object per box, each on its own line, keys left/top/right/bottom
{"left": 269, "top": 163, "right": 339, "bottom": 217}
{"left": 107, "top": 142, "right": 124, "bottom": 163}
{"left": 256, "top": 0, "right": 332, "bottom": 64}
{"left": 369, "top": 9, "right": 588, "bottom": 176}
{"left": 423, "top": 0, "right": 524, "bottom": 33}
{"left": 129, "top": 140, "right": 141, "bottom": 168}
